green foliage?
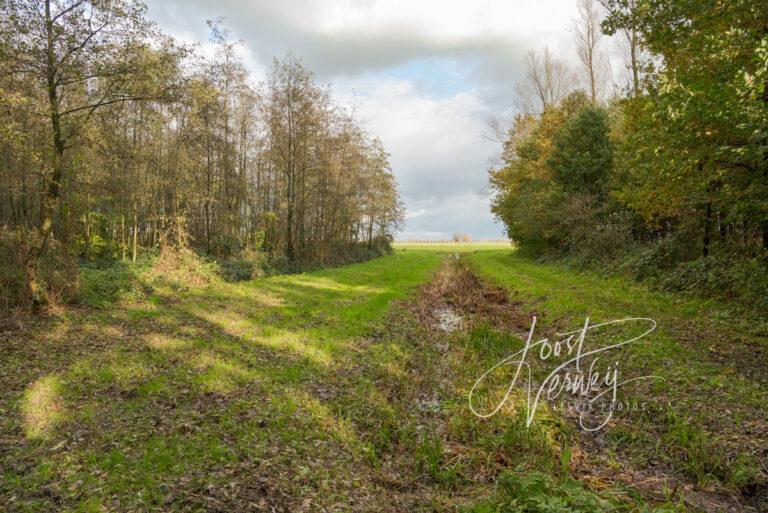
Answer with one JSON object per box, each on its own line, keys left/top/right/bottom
{"left": 657, "top": 255, "right": 768, "bottom": 311}
{"left": 78, "top": 256, "right": 154, "bottom": 309}
{"left": 492, "top": 0, "right": 768, "bottom": 304}
{"left": 491, "top": 98, "right": 627, "bottom": 262}
{"left": 548, "top": 107, "right": 613, "bottom": 196}
{"left": 209, "top": 236, "right": 242, "bottom": 259}
{"left": 217, "top": 257, "right": 267, "bottom": 282}
{"left": 465, "top": 472, "right": 612, "bottom": 513}
{"left": 417, "top": 435, "right": 460, "bottom": 487}
{"left": 618, "top": 236, "right": 768, "bottom": 311}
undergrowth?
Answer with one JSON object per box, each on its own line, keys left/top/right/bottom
{"left": 464, "top": 471, "right": 616, "bottom": 513}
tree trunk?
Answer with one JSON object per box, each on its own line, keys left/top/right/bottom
{"left": 39, "top": 0, "right": 66, "bottom": 247}
{"left": 132, "top": 211, "right": 138, "bottom": 263}
{"left": 121, "top": 215, "right": 127, "bottom": 261}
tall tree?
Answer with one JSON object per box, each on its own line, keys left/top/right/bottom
{"left": 515, "top": 47, "right": 578, "bottom": 114}
{"left": 599, "top": 0, "right": 645, "bottom": 97}
{"left": 2, "top": 0, "right": 177, "bottom": 240}
{"left": 572, "top": 0, "right": 608, "bottom": 103}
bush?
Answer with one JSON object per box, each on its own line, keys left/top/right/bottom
{"left": 619, "top": 231, "right": 700, "bottom": 281}
{"left": 209, "top": 235, "right": 242, "bottom": 258}
{"left": 145, "top": 246, "right": 219, "bottom": 289}
{"left": 266, "top": 236, "right": 394, "bottom": 275}
{"left": 0, "top": 227, "right": 79, "bottom": 313}
{"left": 77, "top": 258, "right": 151, "bottom": 309}
{"left": 558, "top": 196, "right": 632, "bottom": 264}
{"left": 217, "top": 254, "right": 268, "bottom": 282}
{"left": 617, "top": 233, "right": 768, "bottom": 312}
{"left": 658, "top": 255, "right": 768, "bottom": 310}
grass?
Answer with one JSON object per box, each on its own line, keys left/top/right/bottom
{"left": 394, "top": 241, "right": 513, "bottom": 253}
{"left": 2, "top": 252, "right": 447, "bottom": 511}
{"left": 467, "top": 250, "right": 767, "bottom": 501}
{"left": 1, "top": 245, "right": 765, "bottom": 512}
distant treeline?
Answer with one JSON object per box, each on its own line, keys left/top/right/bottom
{"left": 491, "top": 0, "right": 768, "bottom": 310}
{"left": 0, "top": 1, "right": 404, "bottom": 311}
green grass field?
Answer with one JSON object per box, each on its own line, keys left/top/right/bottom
{"left": 468, "top": 251, "right": 767, "bottom": 502}
{"left": 394, "top": 241, "right": 513, "bottom": 253}
{"left": 1, "top": 246, "right": 765, "bottom": 512}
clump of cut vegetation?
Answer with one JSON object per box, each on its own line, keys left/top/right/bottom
{"left": 145, "top": 246, "right": 219, "bottom": 289}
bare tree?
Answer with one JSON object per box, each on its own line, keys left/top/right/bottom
{"left": 514, "top": 47, "right": 577, "bottom": 114}
{"left": 598, "top": 0, "right": 644, "bottom": 97}
{"left": 571, "top": 0, "right": 608, "bottom": 103}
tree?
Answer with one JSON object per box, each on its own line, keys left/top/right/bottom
{"left": 515, "top": 47, "right": 578, "bottom": 114}
{"left": 606, "top": 0, "right": 768, "bottom": 253}
{"left": 599, "top": 0, "right": 645, "bottom": 97}
{"left": 571, "top": 0, "right": 608, "bottom": 103}
{"left": 2, "top": 0, "right": 177, "bottom": 239}
{"left": 0, "top": 10, "right": 405, "bottom": 311}
{"left": 547, "top": 105, "right": 614, "bottom": 196}
{"left": 1, "top": 0, "right": 180, "bottom": 303}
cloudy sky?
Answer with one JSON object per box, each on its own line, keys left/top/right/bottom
{"left": 144, "top": 0, "right": 584, "bottom": 240}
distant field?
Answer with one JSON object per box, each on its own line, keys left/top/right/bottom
{"left": 393, "top": 240, "right": 513, "bottom": 252}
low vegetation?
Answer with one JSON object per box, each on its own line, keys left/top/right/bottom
{"left": 2, "top": 246, "right": 765, "bottom": 511}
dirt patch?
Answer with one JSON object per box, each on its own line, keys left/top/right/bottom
{"left": 415, "top": 257, "right": 530, "bottom": 336}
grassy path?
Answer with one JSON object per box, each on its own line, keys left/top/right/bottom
{"left": 1, "top": 252, "right": 447, "bottom": 512}
{"left": 2, "top": 248, "right": 765, "bottom": 512}
{"left": 467, "top": 250, "right": 767, "bottom": 511}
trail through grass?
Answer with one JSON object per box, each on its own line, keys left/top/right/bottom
{"left": 1, "top": 246, "right": 765, "bottom": 512}
{"left": 2, "top": 252, "right": 447, "bottom": 512}
{"left": 467, "top": 250, "right": 767, "bottom": 511}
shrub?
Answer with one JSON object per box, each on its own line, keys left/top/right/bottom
{"left": 618, "top": 231, "right": 700, "bottom": 281}
{"left": 558, "top": 196, "right": 632, "bottom": 264}
{"left": 658, "top": 255, "right": 768, "bottom": 310}
{"left": 209, "top": 235, "right": 242, "bottom": 258}
{"left": 145, "top": 245, "right": 218, "bottom": 288}
{"left": 78, "top": 259, "right": 149, "bottom": 309}
{"left": 0, "top": 227, "right": 79, "bottom": 313}
{"left": 217, "top": 255, "right": 268, "bottom": 282}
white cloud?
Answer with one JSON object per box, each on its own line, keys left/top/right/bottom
{"left": 339, "top": 78, "right": 497, "bottom": 197}
{"left": 398, "top": 193, "right": 504, "bottom": 240}
{"left": 334, "top": 77, "right": 503, "bottom": 239}
{"left": 405, "top": 209, "right": 427, "bottom": 219}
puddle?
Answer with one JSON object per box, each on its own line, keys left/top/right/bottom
{"left": 436, "top": 306, "right": 463, "bottom": 332}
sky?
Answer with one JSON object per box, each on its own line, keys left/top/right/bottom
{"left": 144, "top": 0, "right": 584, "bottom": 241}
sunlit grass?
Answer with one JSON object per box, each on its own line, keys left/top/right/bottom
{"left": 2, "top": 251, "right": 445, "bottom": 511}
{"left": 6, "top": 248, "right": 756, "bottom": 511}
{"left": 22, "top": 375, "right": 64, "bottom": 440}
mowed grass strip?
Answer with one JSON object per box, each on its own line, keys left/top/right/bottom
{"left": 1, "top": 251, "right": 443, "bottom": 512}
{"left": 468, "top": 250, "right": 767, "bottom": 499}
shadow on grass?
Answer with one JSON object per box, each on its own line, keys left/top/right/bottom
{"left": 1, "top": 252, "right": 443, "bottom": 511}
